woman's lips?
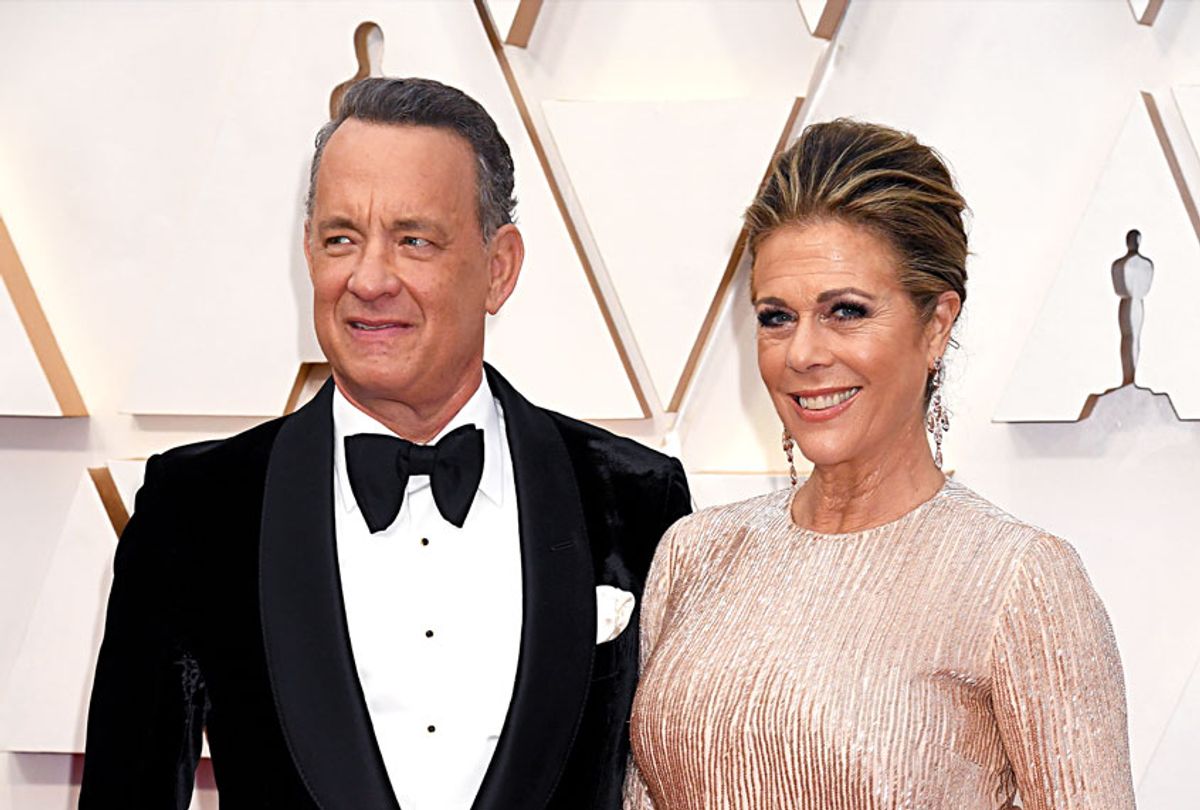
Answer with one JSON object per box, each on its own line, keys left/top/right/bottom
{"left": 790, "top": 386, "right": 861, "bottom": 422}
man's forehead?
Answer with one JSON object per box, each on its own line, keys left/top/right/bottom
{"left": 313, "top": 119, "right": 478, "bottom": 217}
{"left": 322, "top": 119, "right": 474, "bottom": 168}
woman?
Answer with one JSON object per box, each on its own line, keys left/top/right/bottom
{"left": 624, "top": 120, "right": 1135, "bottom": 809}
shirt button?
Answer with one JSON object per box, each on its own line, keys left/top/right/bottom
{"left": 427, "top": 725, "right": 436, "bottom": 733}
{"left": 425, "top": 629, "right": 434, "bottom": 638}
{"left": 420, "top": 537, "right": 430, "bottom": 547}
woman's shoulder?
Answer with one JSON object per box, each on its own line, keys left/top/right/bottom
{"left": 652, "top": 492, "right": 792, "bottom": 592}
{"left": 667, "top": 488, "right": 792, "bottom": 542}
{"left": 934, "top": 479, "right": 1083, "bottom": 571}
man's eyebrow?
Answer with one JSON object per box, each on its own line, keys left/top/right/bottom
{"left": 389, "top": 218, "right": 437, "bottom": 232}
{"left": 816, "top": 287, "right": 876, "bottom": 303}
{"left": 315, "top": 216, "right": 360, "bottom": 233}
{"left": 390, "top": 219, "right": 450, "bottom": 242}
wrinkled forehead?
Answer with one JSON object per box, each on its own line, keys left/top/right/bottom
{"left": 313, "top": 120, "right": 479, "bottom": 216}
{"left": 750, "top": 221, "right": 902, "bottom": 301}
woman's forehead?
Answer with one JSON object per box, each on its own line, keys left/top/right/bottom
{"left": 751, "top": 222, "right": 901, "bottom": 299}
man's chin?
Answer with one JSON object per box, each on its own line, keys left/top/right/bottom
{"left": 330, "top": 364, "right": 420, "bottom": 404}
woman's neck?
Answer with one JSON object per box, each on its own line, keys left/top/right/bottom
{"left": 791, "top": 426, "right": 945, "bottom": 534}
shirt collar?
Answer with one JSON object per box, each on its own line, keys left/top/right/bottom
{"left": 332, "top": 376, "right": 504, "bottom": 515}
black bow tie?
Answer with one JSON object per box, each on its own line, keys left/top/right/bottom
{"left": 344, "top": 425, "right": 485, "bottom": 532}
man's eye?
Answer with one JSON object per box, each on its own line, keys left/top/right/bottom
{"left": 830, "top": 301, "right": 869, "bottom": 320}
{"left": 401, "top": 236, "right": 431, "bottom": 248}
{"left": 756, "top": 308, "right": 794, "bottom": 328}
{"left": 325, "top": 236, "right": 352, "bottom": 247}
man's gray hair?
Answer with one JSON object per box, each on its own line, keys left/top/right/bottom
{"left": 306, "top": 77, "right": 517, "bottom": 240}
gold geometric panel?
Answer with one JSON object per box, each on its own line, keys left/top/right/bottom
{"left": 87, "top": 466, "right": 129, "bottom": 537}
{"left": 103, "top": 459, "right": 149, "bottom": 527}
{"left": 473, "top": 1, "right": 649, "bottom": 418}
{"left": 0, "top": 217, "right": 86, "bottom": 417}
{"left": 285, "top": 362, "right": 331, "bottom": 415}
{"left": 796, "top": 0, "right": 851, "bottom": 39}
{"left": 1174, "top": 84, "right": 1200, "bottom": 183}
{"left": 1127, "top": 0, "right": 1164, "bottom": 26}
{"left": 543, "top": 97, "right": 803, "bottom": 411}
{"left": 482, "top": 0, "right": 544, "bottom": 48}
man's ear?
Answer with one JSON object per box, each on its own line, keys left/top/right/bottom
{"left": 485, "top": 223, "right": 524, "bottom": 315}
{"left": 303, "top": 220, "right": 315, "bottom": 277}
{"left": 926, "top": 290, "right": 961, "bottom": 363}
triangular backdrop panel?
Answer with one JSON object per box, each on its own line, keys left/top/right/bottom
{"left": 108, "top": 459, "right": 148, "bottom": 517}
{"left": 111, "top": 2, "right": 638, "bottom": 418}
{"left": 1014, "top": 387, "right": 1200, "bottom": 783}
{"left": 1134, "top": 91, "right": 1200, "bottom": 416}
{"left": 542, "top": 98, "right": 799, "bottom": 408}
{"left": 674, "top": 261, "right": 806, "bottom": 474}
{"left": 688, "top": 473, "right": 791, "bottom": 511}
{"left": 1136, "top": 651, "right": 1200, "bottom": 803}
{"left": 796, "top": 0, "right": 849, "bottom": 39}
{"left": 0, "top": 266, "right": 59, "bottom": 415}
{"left": 1174, "top": 85, "right": 1200, "bottom": 152}
{"left": 0, "top": 218, "right": 84, "bottom": 416}
{"left": 0, "top": 472, "right": 115, "bottom": 753}
{"left": 994, "top": 95, "right": 1200, "bottom": 421}
{"left": 485, "top": 0, "right": 522, "bottom": 42}
{"left": 1127, "top": 0, "right": 1164, "bottom": 26}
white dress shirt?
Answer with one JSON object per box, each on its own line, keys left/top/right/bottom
{"left": 332, "top": 378, "right": 523, "bottom": 810}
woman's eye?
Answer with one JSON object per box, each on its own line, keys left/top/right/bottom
{"left": 756, "top": 308, "right": 794, "bottom": 328}
{"left": 830, "top": 301, "right": 869, "bottom": 320}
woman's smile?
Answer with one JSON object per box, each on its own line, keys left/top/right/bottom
{"left": 790, "top": 386, "right": 862, "bottom": 421}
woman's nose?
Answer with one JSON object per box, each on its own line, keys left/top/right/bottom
{"left": 785, "top": 317, "right": 834, "bottom": 372}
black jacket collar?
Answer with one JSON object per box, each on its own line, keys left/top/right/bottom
{"left": 258, "top": 366, "right": 596, "bottom": 810}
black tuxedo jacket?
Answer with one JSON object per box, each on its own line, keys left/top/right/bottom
{"left": 80, "top": 365, "right": 691, "bottom": 809}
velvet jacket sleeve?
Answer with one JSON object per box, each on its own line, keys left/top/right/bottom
{"left": 79, "top": 454, "right": 207, "bottom": 809}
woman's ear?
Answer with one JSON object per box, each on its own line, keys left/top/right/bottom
{"left": 926, "top": 290, "right": 961, "bottom": 363}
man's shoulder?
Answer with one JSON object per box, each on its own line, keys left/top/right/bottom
{"left": 148, "top": 414, "right": 287, "bottom": 488}
{"left": 544, "top": 409, "right": 678, "bottom": 478}
{"left": 487, "top": 363, "right": 677, "bottom": 475}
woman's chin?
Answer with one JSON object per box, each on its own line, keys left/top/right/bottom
{"left": 790, "top": 438, "right": 858, "bottom": 471}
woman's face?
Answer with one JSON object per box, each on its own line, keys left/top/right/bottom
{"left": 753, "top": 219, "right": 956, "bottom": 471}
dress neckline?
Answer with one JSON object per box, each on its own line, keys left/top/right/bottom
{"left": 782, "top": 477, "right": 956, "bottom": 540}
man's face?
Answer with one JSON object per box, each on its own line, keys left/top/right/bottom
{"left": 305, "top": 120, "right": 520, "bottom": 413}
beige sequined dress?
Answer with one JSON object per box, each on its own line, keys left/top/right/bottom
{"left": 624, "top": 480, "right": 1135, "bottom": 809}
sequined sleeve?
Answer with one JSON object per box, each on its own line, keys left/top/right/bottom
{"left": 622, "top": 520, "right": 684, "bottom": 810}
{"left": 990, "top": 534, "right": 1137, "bottom": 809}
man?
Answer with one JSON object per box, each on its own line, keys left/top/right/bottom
{"left": 80, "top": 77, "right": 691, "bottom": 809}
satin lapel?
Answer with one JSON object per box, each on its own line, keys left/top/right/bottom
{"left": 259, "top": 379, "right": 399, "bottom": 810}
{"left": 473, "top": 365, "right": 596, "bottom": 810}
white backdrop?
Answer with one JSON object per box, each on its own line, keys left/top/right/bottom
{"left": 2, "top": 1, "right": 1198, "bottom": 807}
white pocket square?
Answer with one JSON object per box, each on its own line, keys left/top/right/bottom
{"left": 595, "top": 585, "right": 636, "bottom": 644}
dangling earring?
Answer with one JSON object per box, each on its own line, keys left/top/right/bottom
{"left": 781, "top": 428, "right": 798, "bottom": 488}
{"left": 926, "top": 356, "right": 949, "bottom": 470}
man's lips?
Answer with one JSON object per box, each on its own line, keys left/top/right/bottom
{"left": 347, "top": 319, "right": 414, "bottom": 332}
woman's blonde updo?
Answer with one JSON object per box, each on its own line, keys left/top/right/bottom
{"left": 745, "top": 118, "right": 968, "bottom": 321}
